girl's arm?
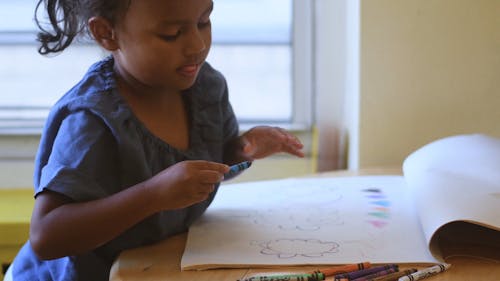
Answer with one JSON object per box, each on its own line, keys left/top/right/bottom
{"left": 30, "top": 160, "right": 228, "bottom": 260}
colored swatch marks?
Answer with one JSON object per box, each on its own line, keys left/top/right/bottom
{"left": 363, "top": 188, "right": 390, "bottom": 228}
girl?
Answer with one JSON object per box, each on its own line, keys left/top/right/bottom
{"left": 9, "top": 0, "right": 304, "bottom": 280}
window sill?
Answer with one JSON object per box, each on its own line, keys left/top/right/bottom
{"left": 0, "top": 122, "right": 313, "bottom": 188}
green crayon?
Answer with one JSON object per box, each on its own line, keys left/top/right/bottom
{"left": 239, "top": 272, "right": 325, "bottom": 281}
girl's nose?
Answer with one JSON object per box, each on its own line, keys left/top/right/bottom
{"left": 183, "top": 27, "right": 208, "bottom": 57}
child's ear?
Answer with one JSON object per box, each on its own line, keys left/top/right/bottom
{"left": 88, "top": 17, "right": 118, "bottom": 51}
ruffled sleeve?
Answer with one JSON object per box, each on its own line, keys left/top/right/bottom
{"left": 36, "top": 110, "right": 121, "bottom": 201}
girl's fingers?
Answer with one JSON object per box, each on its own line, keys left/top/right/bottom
{"left": 191, "top": 160, "right": 229, "bottom": 174}
{"left": 239, "top": 126, "right": 304, "bottom": 159}
{"left": 197, "top": 183, "right": 216, "bottom": 195}
{"left": 273, "top": 127, "right": 303, "bottom": 147}
{"left": 198, "top": 170, "right": 225, "bottom": 184}
{"left": 283, "top": 146, "right": 305, "bottom": 157}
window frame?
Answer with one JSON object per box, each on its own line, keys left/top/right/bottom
{"left": 291, "top": 0, "right": 313, "bottom": 129}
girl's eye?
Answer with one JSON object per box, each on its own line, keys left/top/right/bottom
{"left": 198, "top": 19, "right": 211, "bottom": 29}
{"left": 160, "top": 31, "right": 181, "bottom": 41}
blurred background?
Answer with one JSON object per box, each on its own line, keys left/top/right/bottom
{"left": 0, "top": 0, "right": 499, "bottom": 186}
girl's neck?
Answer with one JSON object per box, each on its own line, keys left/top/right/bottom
{"left": 114, "top": 65, "right": 190, "bottom": 150}
{"left": 113, "top": 63, "right": 181, "bottom": 101}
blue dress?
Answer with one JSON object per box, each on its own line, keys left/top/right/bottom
{"left": 11, "top": 57, "right": 239, "bottom": 281}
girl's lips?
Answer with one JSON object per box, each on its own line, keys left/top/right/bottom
{"left": 177, "top": 64, "right": 199, "bottom": 77}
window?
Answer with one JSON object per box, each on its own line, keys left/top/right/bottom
{"left": 0, "top": 0, "right": 312, "bottom": 134}
{"left": 212, "top": 0, "right": 311, "bottom": 126}
{"left": 209, "top": 0, "right": 293, "bottom": 122}
{"left": 0, "top": 0, "right": 314, "bottom": 187}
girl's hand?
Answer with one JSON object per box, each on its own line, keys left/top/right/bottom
{"left": 239, "top": 126, "right": 304, "bottom": 160}
{"left": 29, "top": 160, "right": 228, "bottom": 259}
{"left": 147, "top": 160, "right": 229, "bottom": 211}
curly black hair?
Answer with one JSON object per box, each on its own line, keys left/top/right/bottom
{"left": 34, "top": 0, "right": 130, "bottom": 55}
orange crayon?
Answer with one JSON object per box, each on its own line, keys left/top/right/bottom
{"left": 313, "top": 262, "right": 371, "bottom": 277}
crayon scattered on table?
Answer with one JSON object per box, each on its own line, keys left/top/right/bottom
{"left": 350, "top": 267, "right": 398, "bottom": 281}
{"left": 334, "top": 264, "right": 398, "bottom": 280}
{"left": 397, "top": 264, "right": 450, "bottom": 281}
{"left": 239, "top": 263, "right": 448, "bottom": 281}
{"left": 371, "top": 269, "right": 417, "bottom": 281}
{"left": 312, "top": 262, "right": 371, "bottom": 277}
{"left": 239, "top": 271, "right": 325, "bottom": 281}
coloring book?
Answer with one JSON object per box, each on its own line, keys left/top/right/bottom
{"left": 181, "top": 134, "right": 500, "bottom": 270}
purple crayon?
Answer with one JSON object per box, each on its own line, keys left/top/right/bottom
{"left": 334, "top": 264, "right": 399, "bottom": 280}
{"left": 350, "top": 267, "right": 398, "bottom": 281}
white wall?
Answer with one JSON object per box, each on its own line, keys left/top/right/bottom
{"left": 357, "top": 0, "right": 500, "bottom": 168}
{"left": 314, "top": 0, "right": 499, "bottom": 170}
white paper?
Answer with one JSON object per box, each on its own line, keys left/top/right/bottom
{"left": 181, "top": 134, "right": 500, "bottom": 270}
{"left": 181, "top": 176, "right": 437, "bottom": 270}
{"left": 403, "top": 134, "right": 500, "bottom": 256}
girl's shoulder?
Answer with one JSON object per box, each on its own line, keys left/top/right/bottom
{"left": 48, "top": 57, "right": 128, "bottom": 123}
{"left": 57, "top": 57, "right": 119, "bottom": 107}
{"left": 197, "top": 62, "right": 226, "bottom": 84}
{"left": 190, "top": 62, "right": 229, "bottom": 104}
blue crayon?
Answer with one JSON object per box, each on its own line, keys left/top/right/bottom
{"left": 224, "top": 161, "right": 252, "bottom": 178}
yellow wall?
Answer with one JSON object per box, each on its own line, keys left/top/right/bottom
{"left": 358, "top": 0, "right": 500, "bottom": 168}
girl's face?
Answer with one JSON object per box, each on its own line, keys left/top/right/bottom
{"left": 112, "top": 0, "right": 213, "bottom": 93}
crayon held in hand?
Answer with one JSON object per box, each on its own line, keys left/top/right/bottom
{"left": 224, "top": 161, "right": 252, "bottom": 178}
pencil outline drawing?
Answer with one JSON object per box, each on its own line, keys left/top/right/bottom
{"left": 252, "top": 238, "right": 340, "bottom": 259}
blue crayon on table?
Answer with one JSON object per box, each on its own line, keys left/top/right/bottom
{"left": 334, "top": 264, "right": 399, "bottom": 280}
{"left": 224, "top": 161, "right": 252, "bottom": 178}
{"left": 397, "top": 263, "right": 450, "bottom": 281}
{"left": 239, "top": 272, "right": 325, "bottom": 281}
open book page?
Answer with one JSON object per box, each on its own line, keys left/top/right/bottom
{"left": 181, "top": 176, "right": 437, "bottom": 270}
{"left": 402, "top": 134, "right": 500, "bottom": 260}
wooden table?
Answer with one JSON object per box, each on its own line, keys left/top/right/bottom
{"left": 110, "top": 232, "right": 500, "bottom": 281}
{"left": 109, "top": 170, "right": 500, "bottom": 281}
